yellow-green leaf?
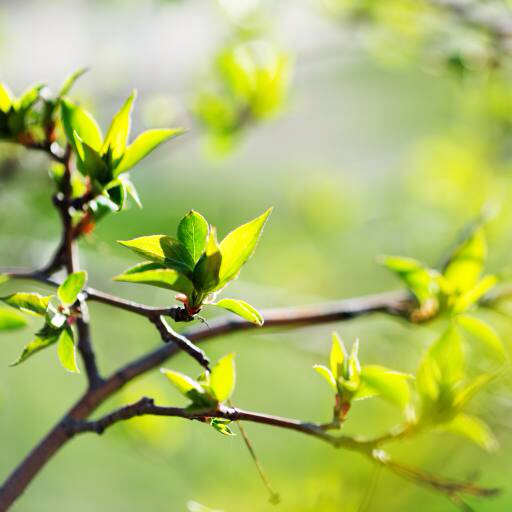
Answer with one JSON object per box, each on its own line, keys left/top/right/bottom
{"left": 359, "top": 365, "right": 413, "bottom": 409}
{"left": 10, "top": 331, "right": 60, "bottom": 366}
{"left": 61, "top": 98, "right": 103, "bottom": 151}
{"left": 1, "top": 293, "right": 51, "bottom": 317}
{"left": 0, "top": 83, "right": 13, "bottom": 112}
{"left": 58, "top": 271, "right": 87, "bottom": 307}
{"left": 457, "top": 314, "right": 507, "bottom": 361}
{"left": 330, "top": 332, "right": 346, "bottom": 380}
{"left": 313, "top": 364, "right": 337, "bottom": 391}
{"left": 438, "top": 413, "right": 498, "bottom": 452}
{"left": 209, "top": 353, "right": 236, "bottom": 402}
{"left": 216, "top": 208, "right": 272, "bottom": 289}
{"left": 193, "top": 228, "right": 222, "bottom": 293}
{"left": 59, "top": 67, "right": 88, "bottom": 97}
{"left": 213, "top": 299, "right": 263, "bottom": 325}
{"left": 115, "top": 128, "right": 184, "bottom": 175}
{"left": 57, "top": 328, "right": 79, "bottom": 373}
{"left": 0, "top": 308, "right": 27, "bottom": 331}
{"left": 114, "top": 262, "right": 194, "bottom": 296}
{"left": 102, "top": 90, "right": 136, "bottom": 160}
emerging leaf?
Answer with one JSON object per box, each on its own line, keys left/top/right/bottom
{"left": 359, "top": 365, "right": 413, "bottom": 409}
{"left": 313, "top": 364, "right": 337, "bottom": 391}
{"left": 115, "top": 128, "right": 184, "bottom": 175}
{"left": 213, "top": 299, "right": 263, "bottom": 325}
{"left": 209, "top": 353, "right": 236, "bottom": 402}
{"left": 0, "top": 83, "right": 13, "bottom": 112}
{"left": 193, "top": 228, "right": 222, "bottom": 294}
{"left": 61, "top": 98, "right": 103, "bottom": 152}
{"left": 58, "top": 271, "right": 87, "bottom": 307}
{"left": 178, "top": 210, "right": 209, "bottom": 265}
{"left": 457, "top": 314, "right": 507, "bottom": 361}
{"left": 10, "top": 326, "right": 60, "bottom": 366}
{"left": 438, "top": 413, "right": 498, "bottom": 452}
{"left": 114, "top": 262, "right": 194, "bottom": 296}
{"left": 57, "top": 328, "right": 80, "bottom": 373}
{"left": 161, "top": 368, "right": 212, "bottom": 407}
{"left": 1, "top": 293, "right": 51, "bottom": 317}
{"left": 210, "top": 418, "right": 236, "bottom": 436}
{"left": 59, "top": 67, "right": 88, "bottom": 98}
{"left": 0, "top": 308, "right": 27, "bottom": 331}
{"left": 429, "top": 325, "right": 465, "bottom": 386}
{"left": 102, "top": 90, "right": 136, "bottom": 161}
{"left": 216, "top": 208, "right": 272, "bottom": 289}
{"left": 330, "top": 332, "right": 346, "bottom": 380}
{"left": 444, "top": 227, "right": 486, "bottom": 294}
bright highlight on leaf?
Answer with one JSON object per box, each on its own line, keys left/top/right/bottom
{"left": 116, "top": 209, "right": 271, "bottom": 319}
{"left": 213, "top": 299, "right": 263, "bottom": 325}
{"left": 210, "top": 353, "right": 236, "bottom": 401}
{"left": 1, "top": 293, "right": 51, "bottom": 317}
{"left": 58, "top": 271, "right": 87, "bottom": 307}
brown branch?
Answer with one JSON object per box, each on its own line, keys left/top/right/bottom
{"left": 66, "top": 398, "right": 499, "bottom": 505}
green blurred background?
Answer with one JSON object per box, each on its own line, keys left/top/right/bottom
{"left": 1, "top": 0, "right": 512, "bottom": 510}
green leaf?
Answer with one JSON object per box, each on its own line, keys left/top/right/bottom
{"left": 0, "top": 274, "right": 10, "bottom": 286}
{"left": 429, "top": 325, "right": 465, "bottom": 386}
{"left": 0, "top": 308, "right": 27, "bottom": 331}
{"left": 57, "top": 328, "right": 79, "bottom": 373}
{"left": 10, "top": 327, "right": 60, "bottom": 366}
{"left": 16, "top": 84, "right": 44, "bottom": 111}
{"left": 177, "top": 210, "right": 209, "bottom": 265}
{"left": 114, "top": 262, "right": 194, "bottom": 296}
{"left": 161, "top": 368, "right": 212, "bottom": 406}
{"left": 313, "top": 364, "right": 337, "bottom": 391}
{"left": 216, "top": 208, "right": 272, "bottom": 289}
{"left": 444, "top": 227, "right": 486, "bottom": 294}
{"left": 59, "top": 67, "right": 88, "bottom": 97}
{"left": 118, "top": 235, "right": 194, "bottom": 273}
{"left": 457, "top": 314, "right": 507, "bottom": 361}
{"left": 209, "top": 353, "right": 236, "bottom": 402}
{"left": 193, "top": 228, "right": 222, "bottom": 294}
{"left": 359, "top": 365, "right": 413, "bottom": 409}
{"left": 453, "top": 372, "right": 497, "bottom": 411}
{"left": 102, "top": 90, "right": 136, "bottom": 161}
{"left": 454, "top": 274, "right": 498, "bottom": 313}
{"left": 61, "top": 98, "right": 103, "bottom": 151}
{"left": 213, "top": 299, "right": 263, "bottom": 325}
{"left": 0, "top": 83, "right": 13, "bottom": 112}
{"left": 330, "top": 332, "right": 346, "bottom": 380}
{"left": 114, "top": 128, "right": 184, "bottom": 175}
{"left": 1, "top": 293, "right": 51, "bottom": 317}
{"left": 74, "top": 132, "right": 109, "bottom": 182}
{"left": 380, "top": 255, "right": 439, "bottom": 304}
{"left": 416, "top": 356, "right": 441, "bottom": 402}
{"left": 210, "top": 418, "right": 235, "bottom": 436}
{"left": 58, "top": 271, "right": 87, "bottom": 306}
{"left": 439, "top": 413, "right": 498, "bottom": 452}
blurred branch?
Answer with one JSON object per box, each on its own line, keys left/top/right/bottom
{"left": 67, "top": 397, "right": 499, "bottom": 508}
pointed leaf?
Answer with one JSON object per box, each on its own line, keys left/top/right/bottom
{"left": 114, "top": 128, "right": 184, "bottom": 175}
{"left": 209, "top": 353, "right": 236, "bottom": 402}
{"left": 457, "top": 314, "right": 507, "bottom": 361}
{"left": 114, "top": 262, "right": 194, "bottom": 296}
{"left": 0, "top": 83, "right": 13, "bottom": 112}
{"left": 102, "top": 90, "right": 136, "bottom": 160}
{"left": 59, "top": 67, "right": 88, "bottom": 97}
{"left": 430, "top": 325, "right": 465, "bottom": 386}
{"left": 1, "top": 293, "right": 51, "bottom": 317}
{"left": 10, "top": 328, "right": 60, "bottom": 366}
{"left": 161, "top": 368, "right": 212, "bottom": 407}
{"left": 193, "top": 228, "right": 222, "bottom": 293}
{"left": 74, "top": 132, "right": 110, "bottom": 182}
{"left": 454, "top": 275, "right": 498, "bottom": 313}
{"left": 213, "top": 299, "right": 263, "bottom": 325}
{"left": 330, "top": 332, "right": 346, "bottom": 380}
{"left": 454, "top": 372, "right": 497, "bottom": 411}
{"left": 118, "top": 235, "right": 194, "bottom": 273}
{"left": 58, "top": 271, "right": 87, "bottom": 306}
{"left": 216, "top": 208, "right": 272, "bottom": 289}
{"left": 210, "top": 418, "right": 235, "bottom": 436}
{"left": 313, "top": 365, "right": 337, "bottom": 391}
{"left": 61, "top": 98, "right": 103, "bottom": 151}
{"left": 0, "top": 308, "right": 27, "bottom": 331}
{"left": 359, "top": 365, "right": 413, "bottom": 409}
{"left": 439, "top": 413, "right": 498, "bottom": 452}
{"left": 178, "top": 210, "right": 209, "bottom": 265}
{"left": 57, "top": 328, "right": 79, "bottom": 373}
{"left": 444, "top": 227, "right": 486, "bottom": 293}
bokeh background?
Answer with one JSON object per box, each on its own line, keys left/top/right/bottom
{"left": 1, "top": 0, "right": 512, "bottom": 510}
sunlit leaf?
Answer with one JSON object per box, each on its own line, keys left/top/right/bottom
{"left": 457, "top": 314, "right": 507, "bottom": 361}
{"left": 359, "top": 365, "right": 413, "bottom": 409}
{"left": 161, "top": 368, "right": 212, "bottom": 406}
{"left": 10, "top": 326, "right": 60, "bottom": 366}
{"left": 0, "top": 308, "right": 27, "bottom": 331}
{"left": 209, "top": 353, "right": 236, "bottom": 402}
{"left": 213, "top": 299, "right": 263, "bottom": 325}
{"left": 454, "top": 274, "right": 498, "bottom": 313}
{"left": 177, "top": 210, "right": 209, "bottom": 265}
{"left": 0, "top": 83, "right": 13, "bottom": 112}
{"left": 454, "top": 372, "right": 497, "bottom": 411}
{"left": 439, "top": 413, "right": 498, "bottom": 452}
{"left": 59, "top": 67, "right": 88, "bottom": 97}
{"left": 313, "top": 364, "right": 337, "bottom": 390}
{"left": 74, "top": 132, "right": 109, "bottom": 182}
{"left": 444, "top": 227, "right": 486, "bottom": 293}
{"left": 216, "top": 208, "right": 272, "bottom": 289}
{"left": 118, "top": 235, "right": 194, "bottom": 274}
{"left": 429, "top": 325, "right": 465, "bottom": 386}
{"left": 61, "top": 98, "right": 103, "bottom": 151}
{"left": 58, "top": 271, "right": 87, "bottom": 307}
{"left": 114, "top": 262, "right": 194, "bottom": 296}
{"left": 57, "top": 327, "right": 79, "bottom": 373}
{"left": 115, "top": 128, "right": 184, "bottom": 175}
{"left": 330, "top": 332, "right": 346, "bottom": 380}
{"left": 210, "top": 418, "right": 235, "bottom": 436}
{"left": 193, "top": 228, "right": 222, "bottom": 293}
{"left": 102, "top": 90, "right": 136, "bottom": 161}
{"left": 1, "top": 293, "right": 51, "bottom": 317}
